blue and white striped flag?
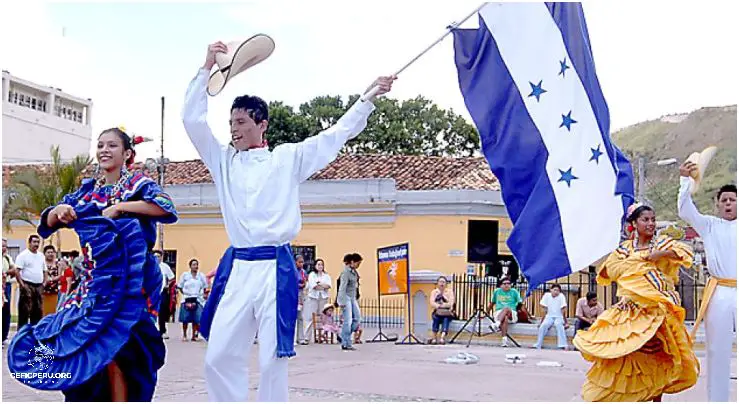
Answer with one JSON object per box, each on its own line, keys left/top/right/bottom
{"left": 453, "top": 2, "right": 635, "bottom": 290}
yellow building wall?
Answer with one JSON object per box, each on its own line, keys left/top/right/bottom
{"left": 4, "top": 213, "right": 512, "bottom": 301}
{"left": 6, "top": 211, "right": 616, "bottom": 319}
{"left": 160, "top": 214, "right": 513, "bottom": 300}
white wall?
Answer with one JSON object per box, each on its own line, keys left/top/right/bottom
{"left": 2, "top": 102, "right": 92, "bottom": 163}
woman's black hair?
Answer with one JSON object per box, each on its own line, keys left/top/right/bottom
{"left": 627, "top": 205, "right": 654, "bottom": 223}
{"left": 343, "top": 253, "right": 353, "bottom": 264}
{"left": 189, "top": 258, "right": 199, "bottom": 268}
{"left": 436, "top": 276, "right": 448, "bottom": 285}
{"left": 99, "top": 127, "right": 135, "bottom": 166}
{"left": 314, "top": 258, "right": 325, "bottom": 270}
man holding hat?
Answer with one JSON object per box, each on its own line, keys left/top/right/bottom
{"left": 182, "top": 39, "right": 395, "bottom": 402}
{"left": 678, "top": 158, "right": 736, "bottom": 402}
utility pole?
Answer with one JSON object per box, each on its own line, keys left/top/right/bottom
{"left": 637, "top": 156, "right": 645, "bottom": 202}
{"left": 158, "top": 96, "right": 165, "bottom": 251}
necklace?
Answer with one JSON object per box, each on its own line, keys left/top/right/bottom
{"left": 94, "top": 168, "right": 132, "bottom": 206}
{"left": 632, "top": 236, "right": 656, "bottom": 253}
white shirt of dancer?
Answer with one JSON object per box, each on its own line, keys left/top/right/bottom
{"left": 678, "top": 176, "right": 736, "bottom": 402}
{"left": 678, "top": 177, "right": 736, "bottom": 281}
{"left": 182, "top": 68, "right": 375, "bottom": 248}
{"left": 182, "top": 68, "right": 376, "bottom": 402}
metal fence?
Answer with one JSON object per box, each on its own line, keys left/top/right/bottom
{"left": 327, "top": 296, "right": 406, "bottom": 328}
{"left": 450, "top": 269, "right": 706, "bottom": 322}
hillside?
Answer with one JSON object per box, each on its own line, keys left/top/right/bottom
{"left": 612, "top": 105, "right": 737, "bottom": 222}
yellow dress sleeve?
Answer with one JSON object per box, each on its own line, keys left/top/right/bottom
{"left": 654, "top": 235, "right": 694, "bottom": 284}
{"left": 597, "top": 241, "right": 632, "bottom": 286}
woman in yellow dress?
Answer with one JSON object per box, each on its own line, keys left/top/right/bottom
{"left": 573, "top": 204, "right": 700, "bottom": 402}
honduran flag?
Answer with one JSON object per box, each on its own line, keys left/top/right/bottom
{"left": 453, "top": 2, "right": 635, "bottom": 290}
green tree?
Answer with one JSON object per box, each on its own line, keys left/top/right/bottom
{"left": 265, "top": 101, "right": 312, "bottom": 146}
{"left": 265, "top": 95, "right": 480, "bottom": 157}
{"left": 3, "top": 146, "right": 91, "bottom": 248}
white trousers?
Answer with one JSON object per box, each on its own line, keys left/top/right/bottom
{"left": 204, "top": 259, "right": 288, "bottom": 402}
{"left": 302, "top": 296, "right": 327, "bottom": 343}
{"left": 705, "top": 285, "right": 737, "bottom": 402}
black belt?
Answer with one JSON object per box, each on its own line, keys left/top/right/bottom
{"left": 23, "top": 281, "right": 43, "bottom": 287}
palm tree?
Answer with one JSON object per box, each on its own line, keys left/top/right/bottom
{"left": 3, "top": 146, "right": 91, "bottom": 249}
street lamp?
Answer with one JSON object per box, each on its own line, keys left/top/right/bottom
{"left": 144, "top": 96, "right": 167, "bottom": 251}
{"left": 637, "top": 156, "right": 678, "bottom": 202}
{"left": 656, "top": 158, "right": 678, "bottom": 167}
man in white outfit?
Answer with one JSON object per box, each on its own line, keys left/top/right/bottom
{"left": 182, "top": 41, "right": 395, "bottom": 402}
{"left": 678, "top": 161, "right": 736, "bottom": 402}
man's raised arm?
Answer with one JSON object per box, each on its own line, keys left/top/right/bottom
{"left": 290, "top": 76, "right": 396, "bottom": 182}
{"left": 677, "top": 161, "right": 711, "bottom": 235}
{"left": 181, "top": 42, "right": 229, "bottom": 171}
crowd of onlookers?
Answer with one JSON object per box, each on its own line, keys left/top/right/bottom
{"left": 2, "top": 233, "right": 369, "bottom": 352}
{"left": 430, "top": 275, "right": 605, "bottom": 349}
{"left": 3, "top": 235, "right": 81, "bottom": 347}
{"left": 4, "top": 234, "right": 605, "bottom": 351}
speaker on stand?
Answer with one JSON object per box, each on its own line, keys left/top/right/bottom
{"left": 450, "top": 220, "right": 504, "bottom": 346}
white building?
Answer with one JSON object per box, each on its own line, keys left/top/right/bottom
{"left": 2, "top": 70, "right": 93, "bottom": 164}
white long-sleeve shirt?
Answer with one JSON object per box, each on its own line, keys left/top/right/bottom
{"left": 181, "top": 69, "right": 375, "bottom": 248}
{"left": 306, "top": 271, "right": 332, "bottom": 300}
{"left": 678, "top": 177, "right": 736, "bottom": 280}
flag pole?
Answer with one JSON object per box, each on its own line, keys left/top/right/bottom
{"left": 361, "top": 2, "right": 487, "bottom": 101}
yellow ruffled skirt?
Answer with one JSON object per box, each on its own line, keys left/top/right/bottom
{"left": 573, "top": 301, "right": 699, "bottom": 402}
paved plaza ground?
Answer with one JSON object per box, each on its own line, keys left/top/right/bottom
{"left": 2, "top": 328, "right": 736, "bottom": 402}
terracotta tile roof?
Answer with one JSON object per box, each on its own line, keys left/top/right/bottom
{"left": 309, "top": 154, "right": 499, "bottom": 191}
{"left": 3, "top": 154, "right": 499, "bottom": 191}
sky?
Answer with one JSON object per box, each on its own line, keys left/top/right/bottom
{"left": 1, "top": 0, "right": 737, "bottom": 163}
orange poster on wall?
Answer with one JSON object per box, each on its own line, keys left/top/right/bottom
{"left": 377, "top": 243, "right": 409, "bottom": 295}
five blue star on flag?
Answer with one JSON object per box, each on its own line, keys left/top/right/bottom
{"left": 528, "top": 80, "right": 547, "bottom": 102}
{"left": 590, "top": 144, "right": 604, "bottom": 164}
{"left": 559, "top": 57, "right": 570, "bottom": 77}
{"left": 560, "top": 111, "right": 577, "bottom": 131}
{"left": 558, "top": 167, "right": 578, "bottom": 187}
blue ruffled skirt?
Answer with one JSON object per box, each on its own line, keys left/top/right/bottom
{"left": 6, "top": 208, "right": 165, "bottom": 401}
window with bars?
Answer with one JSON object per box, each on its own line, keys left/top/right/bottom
{"left": 163, "top": 250, "right": 177, "bottom": 273}
{"left": 8, "top": 89, "right": 48, "bottom": 112}
{"left": 292, "top": 245, "right": 316, "bottom": 273}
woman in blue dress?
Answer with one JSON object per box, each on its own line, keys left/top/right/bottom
{"left": 7, "top": 127, "right": 178, "bottom": 401}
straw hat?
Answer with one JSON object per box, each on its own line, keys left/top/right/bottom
{"left": 322, "top": 303, "right": 334, "bottom": 314}
{"left": 207, "top": 34, "right": 276, "bottom": 97}
{"left": 685, "top": 146, "right": 717, "bottom": 194}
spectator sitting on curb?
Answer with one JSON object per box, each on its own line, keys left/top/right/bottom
{"left": 533, "top": 283, "right": 569, "bottom": 350}
{"left": 574, "top": 292, "right": 603, "bottom": 336}
{"left": 486, "top": 277, "right": 521, "bottom": 347}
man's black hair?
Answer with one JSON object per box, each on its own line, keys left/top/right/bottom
{"left": 28, "top": 234, "right": 40, "bottom": 243}
{"left": 716, "top": 184, "right": 737, "bottom": 201}
{"left": 43, "top": 245, "right": 56, "bottom": 253}
{"left": 231, "top": 95, "right": 269, "bottom": 123}
{"left": 586, "top": 291, "right": 598, "bottom": 300}
{"left": 550, "top": 283, "right": 562, "bottom": 291}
